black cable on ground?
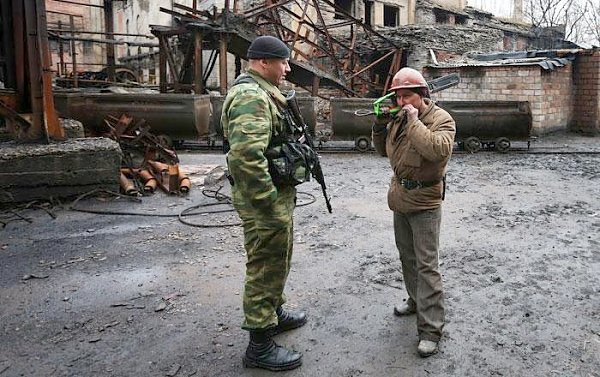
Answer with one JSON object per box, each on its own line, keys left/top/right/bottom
{"left": 67, "top": 187, "right": 318, "bottom": 228}
{"left": 178, "top": 186, "right": 240, "bottom": 228}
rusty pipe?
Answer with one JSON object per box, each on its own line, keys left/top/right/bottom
{"left": 147, "top": 160, "right": 169, "bottom": 175}
{"left": 178, "top": 170, "right": 191, "bottom": 194}
{"left": 168, "top": 164, "right": 180, "bottom": 194}
{"left": 120, "top": 168, "right": 158, "bottom": 193}
{"left": 120, "top": 167, "right": 139, "bottom": 176}
{"left": 119, "top": 173, "right": 138, "bottom": 196}
{"left": 139, "top": 169, "right": 157, "bottom": 193}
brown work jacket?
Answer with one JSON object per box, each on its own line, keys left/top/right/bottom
{"left": 372, "top": 98, "right": 456, "bottom": 213}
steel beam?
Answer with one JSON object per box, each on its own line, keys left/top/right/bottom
{"left": 194, "top": 30, "right": 204, "bottom": 94}
{"left": 219, "top": 36, "right": 227, "bottom": 95}
{"left": 23, "top": 0, "right": 45, "bottom": 141}
{"left": 37, "top": 0, "right": 63, "bottom": 140}
{"left": 12, "top": 0, "right": 26, "bottom": 111}
{"left": 103, "top": 0, "right": 115, "bottom": 82}
{"left": 70, "top": 15, "right": 78, "bottom": 88}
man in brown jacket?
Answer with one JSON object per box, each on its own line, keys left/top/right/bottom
{"left": 371, "top": 67, "right": 456, "bottom": 357}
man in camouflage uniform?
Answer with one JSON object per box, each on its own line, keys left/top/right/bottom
{"left": 372, "top": 67, "right": 456, "bottom": 358}
{"left": 221, "top": 35, "right": 306, "bottom": 371}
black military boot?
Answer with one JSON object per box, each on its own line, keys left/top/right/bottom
{"left": 242, "top": 330, "right": 303, "bottom": 371}
{"left": 271, "top": 306, "right": 307, "bottom": 336}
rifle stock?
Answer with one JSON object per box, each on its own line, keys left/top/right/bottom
{"left": 285, "top": 91, "right": 333, "bottom": 213}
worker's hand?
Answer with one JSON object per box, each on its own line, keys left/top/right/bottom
{"left": 403, "top": 104, "right": 418, "bottom": 121}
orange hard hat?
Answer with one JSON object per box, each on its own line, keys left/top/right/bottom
{"left": 388, "top": 67, "right": 428, "bottom": 91}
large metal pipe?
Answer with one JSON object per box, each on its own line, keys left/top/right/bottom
{"left": 53, "top": 92, "right": 212, "bottom": 141}
{"left": 438, "top": 101, "right": 532, "bottom": 141}
{"left": 330, "top": 98, "right": 532, "bottom": 150}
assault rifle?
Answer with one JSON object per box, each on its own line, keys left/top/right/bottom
{"left": 282, "top": 91, "right": 333, "bottom": 214}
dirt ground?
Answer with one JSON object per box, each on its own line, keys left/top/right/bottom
{"left": 1, "top": 132, "right": 599, "bottom": 377}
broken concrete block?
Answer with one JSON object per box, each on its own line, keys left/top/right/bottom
{"left": 0, "top": 137, "right": 122, "bottom": 203}
{"left": 60, "top": 118, "right": 85, "bottom": 139}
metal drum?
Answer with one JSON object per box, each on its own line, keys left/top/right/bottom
{"left": 54, "top": 92, "right": 212, "bottom": 142}
{"left": 330, "top": 97, "right": 375, "bottom": 151}
{"left": 437, "top": 101, "right": 532, "bottom": 152}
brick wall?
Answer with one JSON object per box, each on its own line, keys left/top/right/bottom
{"left": 426, "top": 64, "right": 573, "bottom": 135}
{"left": 46, "top": 0, "right": 105, "bottom": 74}
{"left": 572, "top": 49, "right": 600, "bottom": 135}
{"left": 539, "top": 65, "right": 573, "bottom": 134}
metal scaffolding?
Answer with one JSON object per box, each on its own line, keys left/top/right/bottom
{"left": 151, "top": 0, "right": 404, "bottom": 98}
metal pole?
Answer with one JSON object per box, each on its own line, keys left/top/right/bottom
{"left": 70, "top": 15, "right": 78, "bottom": 88}
{"left": 194, "top": 30, "right": 203, "bottom": 94}
{"left": 12, "top": 0, "right": 26, "bottom": 111}
{"left": 219, "top": 0, "right": 228, "bottom": 94}
{"left": 1, "top": 1, "right": 16, "bottom": 89}
{"left": 312, "top": 75, "right": 320, "bottom": 97}
{"left": 36, "top": 0, "right": 63, "bottom": 140}
{"left": 219, "top": 36, "right": 227, "bottom": 95}
{"left": 104, "top": 0, "right": 115, "bottom": 82}
{"left": 23, "top": 0, "right": 45, "bottom": 141}
{"left": 159, "top": 35, "right": 167, "bottom": 92}
{"left": 58, "top": 20, "right": 65, "bottom": 76}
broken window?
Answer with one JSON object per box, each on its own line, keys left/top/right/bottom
{"left": 83, "top": 41, "right": 93, "bottom": 55}
{"left": 456, "top": 15, "right": 468, "bottom": 25}
{"left": 49, "top": 39, "right": 60, "bottom": 55}
{"left": 334, "top": 0, "right": 353, "bottom": 19}
{"left": 383, "top": 5, "right": 399, "bottom": 27}
{"left": 364, "top": 0, "right": 372, "bottom": 26}
{"left": 434, "top": 9, "right": 449, "bottom": 24}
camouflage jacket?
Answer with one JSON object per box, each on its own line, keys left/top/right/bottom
{"left": 221, "top": 69, "right": 289, "bottom": 211}
{"left": 372, "top": 98, "right": 456, "bottom": 213}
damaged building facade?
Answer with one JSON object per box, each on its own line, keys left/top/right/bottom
{"left": 427, "top": 49, "right": 600, "bottom": 135}
{"left": 106, "top": 0, "right": 535, "bottom": 89}
{"left": 5, "top": 0, "right": 599, "bottom": 136}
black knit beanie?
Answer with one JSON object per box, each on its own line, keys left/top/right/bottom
{"left": 247, "top": 36, "right": 290, "bottom": 59}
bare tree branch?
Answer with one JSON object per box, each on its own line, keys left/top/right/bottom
{"left": 524, "top": 0, "right": 598, "bottom": 45}
{"left": 583, "top": 0, "right": 600, "bottom": 45}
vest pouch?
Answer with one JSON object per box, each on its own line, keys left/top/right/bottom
{"left": 266, "top": 142, "right": 316, "bottom": 187}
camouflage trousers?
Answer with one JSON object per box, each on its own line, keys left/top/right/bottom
{"left": 393, "top": 207, "right": 445, "bottom": 342}
{"left": 233, "top": 186, "right": 296, "bottom": 330}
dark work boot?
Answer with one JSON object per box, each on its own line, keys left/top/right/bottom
{"left": 270, "top": 306, "right": 307, "bottom": 336}
{"left": 242, "top": 330, "right": 303, "bottom": 371}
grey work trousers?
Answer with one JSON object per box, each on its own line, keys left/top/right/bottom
{"left": 393, "top": 207, "right": 445, "bottom": 342}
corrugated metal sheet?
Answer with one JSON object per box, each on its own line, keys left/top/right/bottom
{"left": 431, "top": 49, "right": 578, "bottom": 70}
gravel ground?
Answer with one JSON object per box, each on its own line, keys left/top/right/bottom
{"left": 1, "top": 132, "right": 599, "bottom": 377}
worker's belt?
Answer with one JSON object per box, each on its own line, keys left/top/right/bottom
{"left": 398, "top": 178, "right": 441, "bottom": 190}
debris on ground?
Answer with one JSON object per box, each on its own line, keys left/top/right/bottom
{"left": 103, "top": 114, "right": 192, "bottom": 196}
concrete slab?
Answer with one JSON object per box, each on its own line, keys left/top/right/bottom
{"left": 0, "top": 137, "right": 121, "bottom": 203}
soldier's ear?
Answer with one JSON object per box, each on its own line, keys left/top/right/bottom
{"left": 259, "top": 58, "right": 270, "bottom": 68}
